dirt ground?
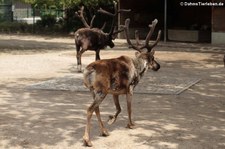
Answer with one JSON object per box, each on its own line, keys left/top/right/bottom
{"left": 0, "top": 34, "right": 225, "bottom": 149}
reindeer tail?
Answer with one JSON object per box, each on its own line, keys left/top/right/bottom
{"left": 83, "top": 67, "right": 96, "bottom": 89}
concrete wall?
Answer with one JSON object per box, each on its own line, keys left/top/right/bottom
{"left": 168, "top": 29, "right": 211, "bottom": 42}
{"left": 212, "top": 7, "right": 225, "bottom": 44}
{"left": 212, "top": 32, "right": 225, "bottom": 44}
{"left": 168, "top": 29, "right": 199, "bottom": 42}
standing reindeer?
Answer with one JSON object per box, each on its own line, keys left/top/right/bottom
{"left": 74, "top": 2, "right": 130, "bottom": 72}
{"left": 82, "top": 18, "right": 161, "bottom": 147}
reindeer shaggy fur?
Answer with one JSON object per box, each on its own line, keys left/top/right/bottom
{"left": 82, "top": 51, "right": 160, "bottom": 147}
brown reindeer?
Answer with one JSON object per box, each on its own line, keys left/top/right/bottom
{"left": 82, "top": 18, "right": 161, "bottom": 147}
{"left": 74, "top": 2, "right": 130, "bottom": 72}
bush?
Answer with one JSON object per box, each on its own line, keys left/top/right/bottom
{"left": 0, "top": 22, "right": 33, "bottom": 33}
{"left": 36, "top": 14, "right": 57, "bottom": 28}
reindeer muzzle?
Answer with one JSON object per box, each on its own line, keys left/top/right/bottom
{"left": 109, "top": 42, "right": 115, "bottom": 48}
{"left": 151, "top": 61, "right": 160, "bottom": 71}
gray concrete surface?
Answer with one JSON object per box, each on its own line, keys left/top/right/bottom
{"left": 0, "top": 34, "right": 225, "bottom": 149}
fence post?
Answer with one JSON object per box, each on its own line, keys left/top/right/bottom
{"left": 164, "top": 0, "right": 167, "bottom": 42}
{"left": 32, "top": 7, "right": 35, "bottom": 33}
{"left": 11, "top": 4, "right": 14, "bottom": 22}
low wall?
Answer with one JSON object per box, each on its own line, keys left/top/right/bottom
{"left": 212, "top": 32, "right": 225, "bottom": 44}
{"left": 168, "top": 29, "right": 211, "bottom": 43}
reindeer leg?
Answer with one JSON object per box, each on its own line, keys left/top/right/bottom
{"left": 91, "top": 89, "right": 109, "bottom": 136}
{"left": 76, "top": 45, "right": 81, "bottom": 71}
{"left": 108, "top": 95, "right": 121, "bottom": 125}
{"left": 95, "top": 49, "right": 101, "bottom": 61}
{"left": 77, "top": 48, "right": 86, "bottom": 72}
{"left": 126, "top": 93, "right": 135, "bottom": 129}
{"left": 83, "top": 103, "right": 94, "bottom": 147}
{"left": 76, "top": 48, "right": 82, "bottom": 72}
{"left": 95, "top": 106, "right": 109, "bottom": 136}
{"left": 83, "top": 91, "right": 106, "bottom": 147}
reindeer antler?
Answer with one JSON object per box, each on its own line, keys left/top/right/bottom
{"left": 75, "top": 6, "right": 96, "bottom": 28}
{"left": 140, "top": 19, "right": 161, "bottom": 51}
{"left": 98, "top": 1, "right": 131, "bottom": 36}
{"left": 122, "top": 18, "right": 161, "bottom": 52}
{"left": 123, "top": 18, "right": 142, "bottom": 52}
{"left": 98, "top": 2, "right": 131, "bottom": 17}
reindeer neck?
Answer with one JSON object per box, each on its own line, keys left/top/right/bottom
{"left": 132, "top": 57, "right": 148, "bottom": 77}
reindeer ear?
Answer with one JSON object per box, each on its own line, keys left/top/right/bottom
{"left": 150, "top": 49, "right": 155, "bottom": 55}
{"left": 135, "top": 51, "right": 141, "bottom": 57}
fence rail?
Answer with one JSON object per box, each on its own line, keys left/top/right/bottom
{"left": 0, "top": 4, "right": 64, "bottom": 23}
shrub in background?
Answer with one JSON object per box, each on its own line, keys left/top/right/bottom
{"left": 0, "top": 21, "right": 33, "bottom": 33}
{"left": 36, "top": 14, "right": 56, "bottom": 28}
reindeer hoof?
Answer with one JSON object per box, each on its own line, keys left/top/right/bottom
{"left": 77, "top": 69, "right": 83, "bottom": 73}
{"left": 107, "top": 115, "right": 116, "bottom": 125}
{"left": 83, "top": 138, "right": 93, "bottom": 147}
{"left": 100, "top": 129, "right": 109, "bottom": 137}
{"left": 77, "top": 65, "right": 83, "bottom": 73}
{"left": 126, "top": 123, "right": 135, "bottom": 129}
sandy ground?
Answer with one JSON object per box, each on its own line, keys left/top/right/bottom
{"left": 0, "top": 34, "right": 225, "bottom": 149}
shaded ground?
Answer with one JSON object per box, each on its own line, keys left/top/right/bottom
{"left": 0, "top": 34, "right": 225, "bottom": 149}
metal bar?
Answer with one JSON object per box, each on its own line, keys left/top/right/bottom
{"left": 118, "top": 0, "right": 121, "bottom": 38}
{"left": 164, "top": 0, "right": 167, "bottom": 42}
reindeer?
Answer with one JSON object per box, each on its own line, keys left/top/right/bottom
{"left": 74, "top": 2, "right": 130, "bottom": 72}
{"left": 82, "top": 18, "right": 161, "bottom": 147}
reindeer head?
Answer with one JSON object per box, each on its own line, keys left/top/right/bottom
{"left": 123, "top": 18, "right": 161, "bottom": 71}
{"left": 105, "top": 34, "right": 115, "bottom": 48}
{"left": 134, "top": 50, "right": 160, "bottom": 71}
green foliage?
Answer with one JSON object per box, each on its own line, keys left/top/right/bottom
{"left": 21, "top": 0, "right": 116, "bottom": 9}
{"left": 0, "top": 20, "right": 68, "bottom": 35}
{"left": 0, "top": 0, "right": 117, "bottom": 35}
{"left": 0, "top": 21, "right": 33, "bottom": 33}
{"left": 83, "top": 0, "right": 116, "bottom": 7}
{"left": 0, "top": 0, "right": 13, "bottom": 5}
{"left": 36, "top": 14, "right": 56, "bottom": 28}
{"left": 63, "top": 6, "right": 83, "bottom": 32}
